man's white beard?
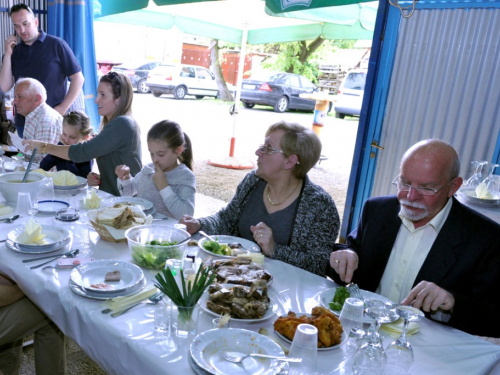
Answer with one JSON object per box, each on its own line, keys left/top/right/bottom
{"left": 399, "top": 199, "right": 429, "bottom": 222}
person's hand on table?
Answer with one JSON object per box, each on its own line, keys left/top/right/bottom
{"left": 115, "top": 165, "right": 130, "bottom": 180}
{"left": 402, "top": 281, "right": 455, "bottom": 312}
{"left": 87, "top": 172, "right": 100, "bottom": 187}
{"left": 250, "top": 222, "right": 274, "bottom": 257}
{"left": 152, "top": 163, "right": 168, "bottom": 191}
{"left": 22, "top": 139, "right": 43, "bottom": 153}
{"left": 330, "top": 250, "right": 359, "bottom": 283}
{"left": 179, "top": 215, "right": 201, "bottom": 234}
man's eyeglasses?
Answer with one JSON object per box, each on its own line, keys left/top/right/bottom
{"left": 257, "top": 144, "right": 300, "bottom": 164}
{"left": 392, "top": 176, "right": 452, "bottom": 196}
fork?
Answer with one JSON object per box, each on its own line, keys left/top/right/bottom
{"left": 219, "top": 351, "right": 302, "bottom": 363}
{"left": 347, "top": 283, "right": 365, "bottom": 303}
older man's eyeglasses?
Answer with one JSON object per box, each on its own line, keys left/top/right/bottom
{"left": 392, "top": 176, "right": 452, "bottom": 196}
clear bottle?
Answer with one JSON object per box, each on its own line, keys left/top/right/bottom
{"left": 183, "top": 258, "right": 196, "bottom": 285}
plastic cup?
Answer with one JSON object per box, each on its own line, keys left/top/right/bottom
{"left": 339, "top": 297, "right": 365, "bottom": 334}
{"left": 288, "top": 323, "right": 318, "bottom": 373}
{"left": 16, "top": 192, "right": 32, "bottom": 216}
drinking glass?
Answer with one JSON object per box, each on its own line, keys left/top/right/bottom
{"left": 352, "top": 300, "right": 397, "bottom": 375}
{"left": 484, "top": 164, "right": 500, "bottom": 196}
{"left": 16, "top": 192, "right": 32, "bottom": 216}
{"left": 384, "top": 306, "right": 424, "bottom": 375}
{"left": 339, "top": 298, "right": 365, "bottom": 358}
{"left": 27, "top": 199, "right": 39, "bottom": 218}
{"left": 465, "top": 161, "right": 488, "bottom": 188}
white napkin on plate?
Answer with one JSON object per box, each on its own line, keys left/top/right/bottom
{"left": 101, "top": 287, "right": 157, "bottom": 313}
{"left": 17, "top": 218, "right": 47, "bottom": 245}
{"left": 475, "top": 182, "right": 493, "bottom": 199}
{"left": 380, "top": 317, "right": 420, "bottom": 338}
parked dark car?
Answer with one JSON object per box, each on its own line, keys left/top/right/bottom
{"left": 111, "top": 61, "right": 162, "bottom": 93}
{"left": 240, "top": 72, "right": 328, "bottom": 113}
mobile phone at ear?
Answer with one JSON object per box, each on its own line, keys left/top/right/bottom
{"left": 14, "top": 31, "right": 20, "bottom": 44}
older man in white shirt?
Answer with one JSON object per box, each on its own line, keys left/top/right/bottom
{"left": 13, "top": 77, "right": 62, "bottom": 162}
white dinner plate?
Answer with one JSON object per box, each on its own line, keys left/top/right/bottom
{"left": 37, "top": 200, "right": 70, "bottom": 214}
{"left": 198, "top": 235, "right": 260, "bottom": 258}
{"left": 190, "top": 328, "right": 287, "bottom": 375}
{"left": 456, "top": 187, "right": 500, "bottom": 206}
{"left": 69, "top": 277, "right": 147, "bottom": 300}
{"left": 274, "top": 314, "right": 347, "bottom": 351}
{"left": 319, "top": 288, "right": 394, "bottom": 324}
{"left": 53, "top": 176, "right": 88, "bottom": 190}
{"left": 101, "top": 196, "right": 154, "bottom": 212}
{"left": 7, "top": 226, "right": 71, "bottom": 252}
{"left": 200, "top": 284, "right": 278, "bottom": 323}
{"left": 70, "top": 260, "right": 144, "bottom": 293}
{"left": 6, "top": 235, "right": 72, "bottom": 255}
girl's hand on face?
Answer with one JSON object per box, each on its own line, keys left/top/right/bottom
{"left": 152, "top": 163, "right": 168, "bottom": 191}
{"left": 87, "top": 172, "right": 100, "bottom": 187}
{"left": 115, "top": 165, "right": 130, "bottom": 180}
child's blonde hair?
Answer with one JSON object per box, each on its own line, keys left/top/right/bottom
{"left": 63, "top": 111, "right": 93, "bottom": 138}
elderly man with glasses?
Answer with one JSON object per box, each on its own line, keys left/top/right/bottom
{"left": 328, "top": 139, "right": 500, "bottom": 336}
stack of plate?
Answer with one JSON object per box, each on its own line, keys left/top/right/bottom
{"left": 456, "top": 187, "right": 500, "bottom": 206}
{"left": 189, "top": 328, "right": 288, "bottom": 375}
{"left": 69, "top": 260, "right": 146, "bottom": 300}
{"left": 101, "top": 197, "right": 155, "bottom": 215}
{"left": 54, "top": 176, "right": 88, "bottom": 195}
{"left": 6, "top": 226, "right": 71, "bottom": 254}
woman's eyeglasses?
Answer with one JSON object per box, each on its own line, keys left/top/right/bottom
{"left": 257, "top": 144, "right": 300, "bottom": 164}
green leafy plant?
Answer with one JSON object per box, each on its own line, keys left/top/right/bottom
{"left": 154, "top": 265, "right": 216, "bottom": 323}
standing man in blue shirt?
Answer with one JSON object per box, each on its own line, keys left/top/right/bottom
{"left": 0, "top": 3, "right": 84, "bottom": 137}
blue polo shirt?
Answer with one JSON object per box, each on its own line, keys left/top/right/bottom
{"left": 11, "top": 30, "right": 81, "bottom": 108}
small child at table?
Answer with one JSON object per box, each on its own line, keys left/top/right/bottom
{"left": 39, "top": 111, "right": 93, "bottom": 178}
{"left": 115, "top": 119, "right": 196, "bottom": 220}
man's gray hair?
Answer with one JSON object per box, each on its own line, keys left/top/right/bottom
{"left": 15, "top": 77, "right": 47, "bottom": 102}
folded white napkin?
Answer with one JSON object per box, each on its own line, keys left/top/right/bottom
{"left": 380, "top": 317, "right": 420, "bottom": 338}
{"left": 0, "top": 204, "right": 13, "bottom": 216}
{"left": 17, "top": 218, "right": 47, "bottom": 245}
{"left": 101, "top": 287, "right": 158, "bottom": 313}
{"left": 9, "top": 132, "right": 30, "bottom": 154}
{"left": 475, "top": 182, "right": 493, "bottom": 199}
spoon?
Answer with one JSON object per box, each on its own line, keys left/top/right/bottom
{"left": 30, "top": 249, "right": 80, "bottom": 270}
{"left": 22, "top": 248, "right": 79, "bottom": 263}
{"left": 22, "top": 147, "right": 37, "bottom": 183}
{"left": 0, "top": 214, "right": 20, "bottom": 224}
{"left": 198, "top": 230, "right": 216, "bottom": 241}
{"left": 219, "top": 350, "right": 302, "bottom": 363}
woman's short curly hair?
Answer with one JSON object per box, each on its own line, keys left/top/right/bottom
{"left": 265, "top": 121, "right": 322, "bottom": 179}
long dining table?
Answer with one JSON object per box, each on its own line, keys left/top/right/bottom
{"left": 0, "top": 189, "right": 500, "bottom": 375}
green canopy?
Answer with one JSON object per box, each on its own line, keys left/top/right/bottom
{"left": 94, "top": 0, "right": 377, "bottom": 44}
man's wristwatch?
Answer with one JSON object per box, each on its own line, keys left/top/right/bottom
{"left": 41, "top": 142, "right": 48, "bottom": 154}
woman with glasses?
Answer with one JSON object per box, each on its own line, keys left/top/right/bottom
{"left": 180, "top": 121, "right": 340, "bottom": 276}
{"left": 24, "top": 72, "right": 142, "bottom": 195}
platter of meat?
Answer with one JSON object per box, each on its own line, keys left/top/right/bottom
{"left": 210, "top": 258, "right": 273, "bottom": 287}
{"left": 200, "top": 283, "right": 278, "bottom": 323}
{"left": 273, "top": 306, "right": 346, "bottom": 350}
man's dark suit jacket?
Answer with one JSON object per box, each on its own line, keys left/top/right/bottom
{"left": 328, "top": 195, "right": 500, "bottom": 337}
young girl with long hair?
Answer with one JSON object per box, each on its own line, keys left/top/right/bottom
{"left": 115, "top": 120, "right": 195, "bottom": 219}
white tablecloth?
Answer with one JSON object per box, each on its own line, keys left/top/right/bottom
{"left": 1, "top": 190, "right": 500, "bottom": 374}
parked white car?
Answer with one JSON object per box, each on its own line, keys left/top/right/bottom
{"left": 334, "top": 69, "right": 367, "bottom": 119}
{"left": 146, "top": 64, "right": 219, "bottom": 99}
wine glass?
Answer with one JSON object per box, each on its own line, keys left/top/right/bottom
{"left": 484, "top": 164, "right": 500, "bottom": 197}
{"left": 384, "top": 306, "right": 424, "bottom": 375}
{"left": 465, "top": 161, "right": 488, "bottom": 188}
{"left": 352, "top": 301, "right": 397, "bottom": 375}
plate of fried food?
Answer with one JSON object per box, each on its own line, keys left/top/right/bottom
{"left": 273, "top": 306, "right": 346, "bottom": 350}
{"left": 200, "top": 283, "right": 278, "bottom": 323}
{"left": 209, "top": 257, "right": 273, "bottom": 287}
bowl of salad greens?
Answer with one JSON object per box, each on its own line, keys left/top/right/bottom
{"left": 125, "top": 225, "right": 189, "bottom": 269}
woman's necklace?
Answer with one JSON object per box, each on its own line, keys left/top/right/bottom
{"left": 266, "top": 182, "right": 300, "bottom": 206}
